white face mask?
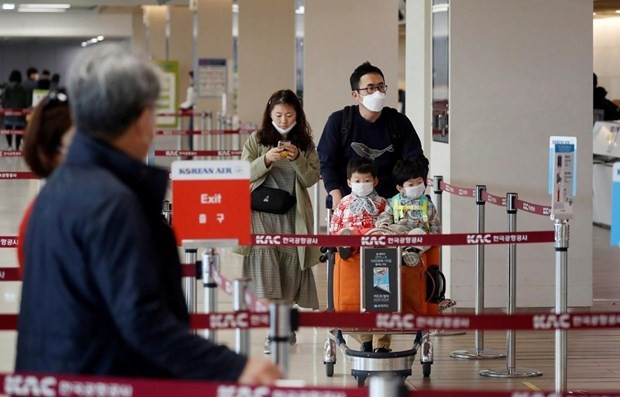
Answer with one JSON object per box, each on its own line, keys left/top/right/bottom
{"left": 272, "top": 120, "right": 296, "bottom": 135}
{"left": 351, "top": 182, "right": 374, "bottom": 197}
{"left": 404, "top": 183, "right": 426, "bottom": 199}
{"left": 359, "top": 91, "right": 386, "bottom": 112}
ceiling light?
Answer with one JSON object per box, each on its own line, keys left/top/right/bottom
{"left": 432, "top": 4, "right": 449, "bottom": 13}
{"left": 2, "top": 3, "right": 15, "bottom": 10}
{"left": 615, "top": 9, "right": 620, "bottom": 13}
{"left": 19, "top": 3, "right": 70, "bottom": 9}
{"left": 18, "top": 8, "right": 66, "bottom": 12}
{"left": 295, "top": 6, "right": 304, "bottom": 14}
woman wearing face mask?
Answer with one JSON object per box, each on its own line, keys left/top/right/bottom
{"left": 234, "top": 89, "right": 321, "bottom": 354}
{"left": 376, "top": 158, "right": 442, "bottom": 267}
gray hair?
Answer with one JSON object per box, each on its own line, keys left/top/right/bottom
{"left": 67, "top": 43, "right": 161, "bottom": 139}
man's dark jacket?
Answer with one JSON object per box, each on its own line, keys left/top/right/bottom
{"left": 16, "top": 132, "right": 247, "bottom": 380}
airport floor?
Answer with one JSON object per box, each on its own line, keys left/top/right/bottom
{"left": 0, "top": 143, "right": 619, "bottom": 393}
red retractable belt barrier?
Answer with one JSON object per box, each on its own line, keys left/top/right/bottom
{"left": 0, "top": 372, "right": 370, "bottom": 397}
{"left": 0, "top": 267, "right": 20, "bottom": 281}
{"left": 251, "top": 231, "right": 554, "bottom": 247}
{"left": 0, "top": 172, "right": 39, "bottom": 180}
{"left": 1, "top": 372, "right": 619, "bottom": 397}
{"left": 0, "top": 129, "right": 25, "bottom": 136}
{"left": 154, "top": 150, "right": 242, "bottom": 157}
{"left": 0, "top": 109, "right": 30, "bottom": 116}
{"left": 0, "top": 150, "right": 23, "bottom": 157}
{"left": 154, "top": 129, "right": 252, "bottom": 136}
{"left": 439, "top": 180, "right": 552, "bottom": 215}
{"left": 4, "top": 311, "right": 620, "bottom": 332}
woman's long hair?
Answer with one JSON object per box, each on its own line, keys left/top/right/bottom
{"left": 257, "top": 89, "right": 313, "bottom": 152}
{"left": 23, "top": 89, "right": 72, "bottom": 178}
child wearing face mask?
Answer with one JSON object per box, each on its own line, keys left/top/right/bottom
{"left": 376, "top": 158, "right": 441, "bottom": 267}
{"left": 329, "top": 157, "right": 392, "bottom": 353}
{"left": 329, "top": 157, "right": 388, "bottom": 259}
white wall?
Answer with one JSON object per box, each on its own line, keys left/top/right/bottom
{"left": 436, "top": 0, "right": 593, "bottom": 308}
{"left": 0, "top": 12, "right": 132, "bottom": 38}
{"left": 593, "top": 16, "right": 620, "bottom": 100}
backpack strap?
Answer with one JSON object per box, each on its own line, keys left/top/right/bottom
{"left": 382, "top": 107, "right": 403, "bottom": 157}
{"left": 392, "top": 194, "right": 430, "bottom": 229}
{"left": 340, "top": 105, "right": 354, "bottom": 149}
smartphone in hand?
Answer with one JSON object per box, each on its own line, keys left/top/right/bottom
{"left": 278, "top": 140, "right": 291, "bottom": 158}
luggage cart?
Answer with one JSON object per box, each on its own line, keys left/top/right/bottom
{"left": 320, "top": 199, "right": 442, "bottom": 386}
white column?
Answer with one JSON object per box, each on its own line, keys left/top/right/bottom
{"left": 431, "top": 0, "right": 592, "bottom": 308}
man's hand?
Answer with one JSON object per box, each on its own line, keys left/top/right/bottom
{"left": 238, "top": 357, "right": 283, "bottom": 385}
{"left": 330, "top": 190, "right": 342, "bottom": 208}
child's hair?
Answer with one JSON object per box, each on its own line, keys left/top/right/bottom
{"left": 393, "top": 158, "right": 429, "bottom": 186}
{"left": 347, "top": 157, "right": 377, "bottom": 179}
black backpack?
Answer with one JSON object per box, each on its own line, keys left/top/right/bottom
{"left": 340, "top": 105, "right": 404, "bottom": 156}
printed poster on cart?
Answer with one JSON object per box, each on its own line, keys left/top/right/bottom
{"left": 361, "top": 248, "right": 400, "bottom": 312}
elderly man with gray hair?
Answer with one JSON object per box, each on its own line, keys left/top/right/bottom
{"left": 15, "top": 43, "right": 282, "bottom": 384}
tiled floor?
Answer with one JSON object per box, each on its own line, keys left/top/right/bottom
{"left": 0, "top": 143, "right": 619, "bottom": 393}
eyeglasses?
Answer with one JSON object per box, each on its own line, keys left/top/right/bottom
{"left": 43, "top": 90, "right": 69, "bottom": 110}
{"left": 356, "top": 84, "right": 388, "bottom": 95}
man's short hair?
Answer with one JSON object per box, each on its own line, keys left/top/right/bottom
{"left": 347, "top": 157, "right": 377, "bottom": 179}
{"left": 67, "top": 43, "right": 161, "bottom": 140}
{"left": 26, "top": 67, "right": 38, "bottom": 78}
{"left": 350, "top": 61, "right": 385, "bottom": 91}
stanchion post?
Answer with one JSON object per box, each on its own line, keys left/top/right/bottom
{"left": 233, "top": 278, "right": 250, "bottom": 355}
{"left": 269, "top": 302, "right": 292, "bottom": 377}
{"left": 202, "top": 248, "right": 219, "bottom": 342}
{"left": 430, "top": 175, "right": 465, "bottom": 337}
{"left": 184, "top": 248, "right": 198, "bottom": 315}
{"left": 368, "top": 375, "right": 407, "bottom": 397}
{"left": 432, "top": 176, "right": 443, "bottom": 268}
{"left": 451, "top": 185, "right": 504, "bottom": 360}
{"left": 480, "top": 193, "right": 542, "bottom": 378}
{"left": 161, "top": 200, "right": 172, "bottom": 225}
{"left": 555, "top": 219, "right": 569, "bottom": 393}
{"left": 313, "top": 184, "right": 320, "bottom": 235}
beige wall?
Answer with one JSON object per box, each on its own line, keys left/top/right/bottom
{"left": 594, "top": 16, "right": 620, "bottom": 100}
{"left": 237, "top": 0, "right": 296, "bottom": 125}
{"left": 143, "top": 6, "right": 167, "bottom": 61}
{"left": 303, "top": 0, "right": 399, "bottom": 229}
{"left": 304, "top": 0, "right": 399, "bottom": 139}
{"left": 196, "top": 0, "right": 233, "bottom": 117}
{"left": 427, "top": 0, "right": 593, "bottom": 308}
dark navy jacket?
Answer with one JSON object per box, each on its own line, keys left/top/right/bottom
{"left": 16, "top": 133, "right": 247, "bottom": 380}
{"left": 317, "top": 105, "right": 427, "bottom": 199}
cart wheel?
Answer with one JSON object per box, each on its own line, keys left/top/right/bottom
{"left": 422, "top": 362, "right": 432, "bottom": 378}
{"left": 325, "top": 362, "right": 334, "bottom": 377}
{"left": 356, "top": 376, "right": 366, "bottom": 387}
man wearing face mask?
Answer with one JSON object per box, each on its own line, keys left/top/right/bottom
{"left": 318, "top": 62, "right": 428, "bottom": 207}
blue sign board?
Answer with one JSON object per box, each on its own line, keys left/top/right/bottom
{"left": 611, "top": 163, "right": 620, "bottom": 247}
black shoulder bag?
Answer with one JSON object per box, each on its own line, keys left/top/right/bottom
{"left": 251, "top": 186, "right": 296, "bottom": 214}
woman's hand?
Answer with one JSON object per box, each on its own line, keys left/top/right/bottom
{"left": 284, "top": 142, "right": 300, "bottom": 161}
{"left": 264, "top": 146, "right": 287, "bottom": 167}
